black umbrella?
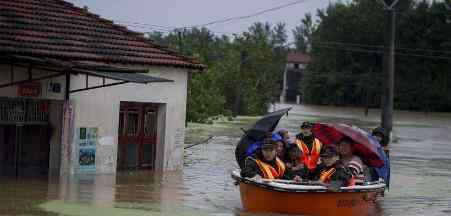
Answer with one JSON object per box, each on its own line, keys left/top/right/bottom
{"left": 235, "top": 107, "right": 291, "bottom": 168}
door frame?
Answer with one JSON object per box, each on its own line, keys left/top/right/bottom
{"left": 117, "top": 101, "right": 159, "bottom": 170}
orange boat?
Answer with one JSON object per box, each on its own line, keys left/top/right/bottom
{"left": 232, "top": 170, "right": 385, "bottom": 216}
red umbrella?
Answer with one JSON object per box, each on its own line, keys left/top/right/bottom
{"left": 312, "top": 123, "right": 385, "bottom": 167}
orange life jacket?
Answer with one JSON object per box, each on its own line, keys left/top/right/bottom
{"left": 319, "top": 167, "right": 336, "bottom": 183}
{"left": 295, "top": 138, "right": 323, "bottom": 171}
{"left": 254, "top": 157, "right": 286, "bottom": 179}
{"left": 319, "top": 167, "right": 356, "bottom": 186}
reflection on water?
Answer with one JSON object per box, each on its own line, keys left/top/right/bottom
{"left": 0, "top": 104, "right": 450, "bottom": 216}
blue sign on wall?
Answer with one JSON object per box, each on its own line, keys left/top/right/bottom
{"left": 76, "top": 127, "right": 97, "bottom": 172}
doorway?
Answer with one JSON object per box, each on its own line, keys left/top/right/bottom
{"left": 117, "top": 102, "right": 159, "bottom": 170}
{"left": 0, "top": 98, "right": 62, "bottom": 177}
{"left": 0, "top": 125, "right": 50, "bottom": 176}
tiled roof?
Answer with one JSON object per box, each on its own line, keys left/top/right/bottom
{"left": 287, "top": 52, "right": 311, "bottom": 64}
{"left": 0, "top": 0, "right": 205, "bottom": 69}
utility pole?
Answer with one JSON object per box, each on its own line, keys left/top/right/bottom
{"left": 233, "top": 51, "right": 246, "bottom": 116}
{"left": 380, "top": 0, "right": 399, "bottom": 136}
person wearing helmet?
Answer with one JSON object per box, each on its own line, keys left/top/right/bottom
{"left": 241, "top": 138, "right": 287, "bottom": 180}
{"left": 372, "top": 127, "right": 390, "bottom": 158}
{"left": 312, "top": 146, "right": 353, "bottom": 190}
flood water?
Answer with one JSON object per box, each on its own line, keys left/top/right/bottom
{"left": 1, "top": 104, "right": 451, "bottom": 216}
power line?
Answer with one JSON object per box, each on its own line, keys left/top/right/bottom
{"left": 118, "top": 22, "right": 236, "bottom": 36}
{"left": 310, "top": 41, "right": 451, "bottom": 56}
{"left": 113, "top": 20, "right": 451, "bottom": 60}
{"left": 113, "top": 0, "right": 311, "bottom": 34}
{"left": 117, "top": 18, "right": 451, "bottom": 56}
{"left": 311, "top": 42, "right": 451, "bottom": 60}
{"left": 188, "top": 0, "right": 311, "bottom": 28}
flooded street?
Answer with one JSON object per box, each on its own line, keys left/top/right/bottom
{"left": 1, "top": 104, "right": 451, "bottom": 216}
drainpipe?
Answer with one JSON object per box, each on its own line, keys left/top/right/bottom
{"left": 65, "top": 72, "right": 70, "bottom": 100}
{"left": 280, "top": 64, "right": 287, "bottom": 104}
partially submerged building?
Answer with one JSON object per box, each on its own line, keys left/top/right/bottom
{"left": 0, "top": 0, "right": 204, "bottom": 176}
{"left": 280, "top": 52, "right": 311, "bottom": 104}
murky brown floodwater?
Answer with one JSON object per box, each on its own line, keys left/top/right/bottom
{"left": 1, "top": 104, "right": 450, "bottom": 216}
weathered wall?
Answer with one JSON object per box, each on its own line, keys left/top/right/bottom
{"left": 0, "top": 64, "right": 65, "bottom": 176}
{"left": 0, "top": 64, "right": 189, "bottom": 175}
{"left": 0, "top": 65, "right": 66, "bottom": 100}
{"left": 69, "top": 66, "right": 188, "bottom": 173}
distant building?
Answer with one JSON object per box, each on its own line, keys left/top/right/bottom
{"left": 280, "top": 52, "right": 311, "bottom": 104}
{"left": 0, "top": 0, "right": 204, "bottom": 177}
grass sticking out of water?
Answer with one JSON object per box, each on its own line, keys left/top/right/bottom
{"left": 38, "top": 200, "right": 211, "bottom": 216}
{"left": 185, "top": 117, "right": 256, "bottom": 145}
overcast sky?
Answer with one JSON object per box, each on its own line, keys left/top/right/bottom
{"left": 67, "top": 0, "right": 333, "bottom": 40}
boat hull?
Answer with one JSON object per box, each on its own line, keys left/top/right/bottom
{"left": 238, "top": 181, "right": 381, "bottom": 216}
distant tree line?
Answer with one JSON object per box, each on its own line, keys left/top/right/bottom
{"left": 147, "top": 23, "right": 288, "bottom": 122}
{"left": 147, "top": 0, "right": 450, "bottom": 123}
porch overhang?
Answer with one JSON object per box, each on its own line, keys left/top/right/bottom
{"left": 0, "top": 54, "right": 174, "bottom": 95}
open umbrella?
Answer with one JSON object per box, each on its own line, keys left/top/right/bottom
{"left": 312, "top": 123, "right": 385, "bottom": 166}
{"left": 312, "top": 123, "right": 390, "bottom": 186}
{"left": 235, "top": 108, "right": 291, "bottom": 169}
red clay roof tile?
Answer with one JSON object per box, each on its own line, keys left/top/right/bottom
{"left": 287, "top": 52, "right": 311, "bottom": 64}
{"left": 0, "top": 0, "right": 205, "bottom": 69}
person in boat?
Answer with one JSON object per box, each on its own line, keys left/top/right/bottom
{"left": 295, "top": 122, "right": 324, "bottom": 171}
{"left": 337, "top": 138, "right": 369, "bottom": 185}
{"left": 312, "top": 146, "right": 353, "bottom": 190}
{"left": 372, "top": 127, "right": 390, "bottom": 158}
{"left": 241, "top": 138, "right": 287, "bottom": 180}
{"left": 277, "top": 128, "right": 292, "bottom": 145}
{"left": 284, "top": 143, "right": 308, "bottom": 180}
{"left": 272, "top": 133, "right": 286, "bottom": 160}
{"left": 246, "top": 133, "right": 286, "bottom": 159}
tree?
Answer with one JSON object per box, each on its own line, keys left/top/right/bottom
{"left": 293, "top": 13, "right": 315, "bottom": 52}
{"left": 301, "top": 0, "right": 451, "bottom": 112}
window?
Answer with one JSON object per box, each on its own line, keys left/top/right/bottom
{"left": 126, "top": 111, "right": 139, "bottom": 136}
{"left": 144, "top": 110, "right": 157, "bottom": 138}
{"left": 294, "top": 63, "right": 300, "bottom": 69}
{"left": 118, "top": 112, "right": 124, "bottom": 136}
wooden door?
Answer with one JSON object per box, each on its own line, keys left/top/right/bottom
{"left": 118, "top": 102, "right": 158, "bottom": 170}
{"left": 140, "top": 106, "right": 158, "bottom": 169}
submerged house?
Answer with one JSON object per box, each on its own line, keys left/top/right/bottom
{"left": 0, "top": 0, "right": 204, "bottom": 176}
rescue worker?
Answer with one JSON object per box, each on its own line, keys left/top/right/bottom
{"left": 372, "top": 127, "right": 390, "bottom": 158}
{"left": 312, "top": 146, "right": 353, "bottom": 190}
{"left": 241, "top": 138, "right": 286, "bottom": 180}
{"left": 295, "top": 122, "right": 324, "bottom": 171}
{"left": 284, "top": 143, "right": 307, "bottom": 180}
{"left": 337, "top": 138, "right": 368, "bottom": 185}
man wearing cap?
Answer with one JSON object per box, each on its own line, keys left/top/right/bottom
{"left": 241, "top": 138, "right": 287, "bottom": 180}
{"left": 295, "top": 122, "right": 324, "bottom": 171}
{"left": 312, "top": 146, "right": 353, "bottom": 190}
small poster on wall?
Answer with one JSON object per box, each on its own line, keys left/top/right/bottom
{"left": 76, "top": 127, "right": 97, "bottom": 172}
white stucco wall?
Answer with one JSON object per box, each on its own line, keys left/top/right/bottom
{"left": 69, "top": 66, "right": 188, "bottom": 174}
{"left": 0, "top": 64, "right": 190, "bottom": 174}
